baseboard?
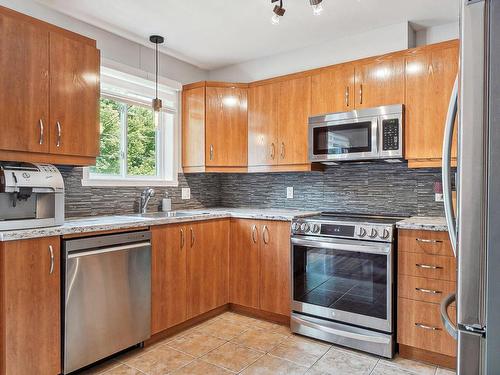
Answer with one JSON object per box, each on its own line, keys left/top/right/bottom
{"left": 398, "top": 344, "right": 456, "bottom": 369}
{"left": 229, "top": 304, "right": 290, "bottom": 325}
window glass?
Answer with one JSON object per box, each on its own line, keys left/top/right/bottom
{"left": 126, "top": 104, "right": 157, "bottom": 177}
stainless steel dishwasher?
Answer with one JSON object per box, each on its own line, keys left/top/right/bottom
{"left": 63, "top": 230, "right": 151, "bottom": 374}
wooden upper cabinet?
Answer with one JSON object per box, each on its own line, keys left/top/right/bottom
{"left": 151, "top": 224, "right": 187, "bottom": 334}
{"left": 405, "top": 41, "right": 459, "bottom": 167}
{"left": 278, "top": 76, "right": 311, "bottom": 165}
{"left": 248, "top": 83, "right": 279, "bottom": 167}
{"left": 311, "top": 64, "right": 355, "bottom": 115}
{"left": 0, "top": 237, "right": 61, "bottom": 375}
{"left": 205, "top": 86, "right": 248, "bottom": 167}
{"left": 354, "top": 56, "right": 405, "bottom": 109}
{"left": 182, "top": 86, "right": 205, "bottom": 169}
{"left": 0, "top": 13, "right": 49, "bottom": 153}
{"left": 49, "top": 32, "right": 100, "bottom": 157}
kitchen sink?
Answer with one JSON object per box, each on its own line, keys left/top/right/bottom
{"left": 134, "top": 211, "right": 211, "bottom": 219}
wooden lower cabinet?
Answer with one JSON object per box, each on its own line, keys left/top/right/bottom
{"left": 0, "top": 237, "right": 61, "bottom": 375}
{"left": 229, "top": 219, "right": 291, "bottom": 316}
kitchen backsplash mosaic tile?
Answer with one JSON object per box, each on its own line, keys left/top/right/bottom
{"left": 60, "top": 162, "right": 445, "bottom": 218}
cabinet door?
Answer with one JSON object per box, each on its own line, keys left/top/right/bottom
{"left": 0, "top": 13, "right": 49, "bottom": 153}
{"left": 0, "top": 237, "right": 60, "bottom": 375}
{"left": 259, "top": 221, "right": 291, "bottom": 316}
{"left": 354, "top": 56, "right": 405, "bottom": 109}
{"left": 405, "top": 43, "right": 459, "bottom": 162}
{"left": 278, "top": 77, "right": 311, "bottom": 165}
{"left": 182, "top": 86, "right": 206, "bottom": 169}
{"left": 205, "top": 86, "right": 248, "bottom": 167}
{"left": 151, "top": 225, "right": 187, "bottom": 334}
{"left": 311, "top": 64, "right": 355, "bottom": 115}
{"left": 186, "top": 219, "right": 229, "bottom": 318}
{"left": 49, "top": 32, "right": 100, "bottom": 157}
{"left": 248, "top": 83, "right": 279, "bottom": 166}
{"left": 229, "top": 219, "right": 260, "bottom": 309}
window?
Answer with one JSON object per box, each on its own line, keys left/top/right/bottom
{"left": 83, "top": 65, "right": 180, "bottom": 187}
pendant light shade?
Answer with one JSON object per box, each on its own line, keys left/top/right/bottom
{"left": 149, "top": 35, "right": 164, "bottom": 112}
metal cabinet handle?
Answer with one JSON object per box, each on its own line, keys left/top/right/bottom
{"left": 180, "top": 228, "right": 185, "bottom": 249}
{"left": 415, "top": 323, "right": 441, "bottom": 331}
{"left": 39, "top": 119, "right": 44, "bottom": 145}
{"left": 345, "top": 86, "right": 350, "bottom": 107}
{"left": 359, "top": 84, "right": 363, "bottom": 105}
{"left": 56, "top": 121, "right": 62, "bottom": 147}
{"left": 280, "top": 142, "right": 285, "bottom": 159}
{"left": 415, "top": 287, "right": 442, "bottom": 294}
{"left": 190, "top": 227, "right": 195, "bottom": 247}
{"left": 416, "top": 263, "right": 443, "bottom": 270}
{"left": 416, "top": 238, "right": 443, "bottom": 244}
{"left": 209, "top": 144, "right": 214, "bottom": 160}
{"left": 251, "top": 225, "right": 257, "bottom": 244}
{"left": 262, "top": 225, "right": 270, "bottom": 245}
{"left": 271, "top": 143, "right": 276, "bottom": 160}
{"left": 48, "top": 245, "right": 54, "bottom": 275}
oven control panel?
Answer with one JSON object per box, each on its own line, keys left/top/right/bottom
{"left": 291, "top": 220, "right": 394, "bottom": 242}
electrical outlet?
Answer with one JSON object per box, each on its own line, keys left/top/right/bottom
{"left": 287, "top": 187, "right": 294, "bottom": 199}
{"left": 181, "top": 188, "right": 191, "bottom": 200}
{"left": 435, "top": 193, "right": 444, "bottom": 202}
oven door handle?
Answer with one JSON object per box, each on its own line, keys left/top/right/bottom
{"left": 291, "top": 315, "right": 390, "bottom": 344}
{"left": 291, "top": 237, "right": 390, "bottom": 255}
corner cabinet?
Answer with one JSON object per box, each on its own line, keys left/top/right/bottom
{"left": 182, "top": 82, "right": 248, "bottom": 173}
{"left": 0, "top": 7, "right": 100, "bottom": 166}
{"left": 0, "top": 237, "right": 61, "bottom": 375}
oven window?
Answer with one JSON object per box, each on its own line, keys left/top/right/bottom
{"left": 293, "top": 245, "right": 387, "bottom": 320}
{"left": 312, "top": 121, "right": 372, "bottom": 155}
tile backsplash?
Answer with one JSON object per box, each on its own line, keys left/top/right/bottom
{"left": 60, "top": 161, "right": 445, "bottom": 218}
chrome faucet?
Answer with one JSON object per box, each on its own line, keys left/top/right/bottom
{"left": 139, "top": 188, "right": 155, "bottom": 214}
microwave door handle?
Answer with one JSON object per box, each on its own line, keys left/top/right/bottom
{"left": 442, "top": 75, "right": 458, "bottom": 257}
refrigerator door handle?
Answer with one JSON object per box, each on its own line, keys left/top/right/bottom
{"left": 442, "top": 75, "right": 459, "bottom": 257}
{"left": 440, "top": 292, "right": 458, "bottom": 340}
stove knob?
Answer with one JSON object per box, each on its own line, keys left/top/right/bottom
{"left": 357, "top": 227, "right": 367, "bottom": 238}
{"left": 312, "top": 224, "right": 320, "bottom": 233}
{"left": 300, "top": 223, "right": 310, "bottom": 232}
{"left": 292, "top": 222, "right": 299, "bottom": 231}
{"left": 369, "top": 228, "right": 378, "bottom": 238}
{"left": 379, "top": 229, "right": 390, "bottom": 240}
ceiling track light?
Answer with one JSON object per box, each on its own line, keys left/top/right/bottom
{"left": 270, "top": 0, "right": 323, "bottom": 24}
{"left": 149, "top": 34, "right": 164, "bottom": 112}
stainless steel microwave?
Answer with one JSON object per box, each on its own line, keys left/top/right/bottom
{"left": 308, "top": 104, "right": 404, "bottom": 163}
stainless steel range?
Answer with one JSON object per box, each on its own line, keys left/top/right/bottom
{"left": 290, "top": 213, "right": 401, "bottom": 358}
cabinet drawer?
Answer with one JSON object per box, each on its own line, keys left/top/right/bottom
{"left": 398, "top": 275, "right": 456, "bottom": 304}
{"left": 399, "top": 230, "right": 453, "bottom": 257}
{"left": 398, "top": 252, "right": 456, "bottom": 281}
{"left": 397, "top": 298, "right": 456, "bottom": 357}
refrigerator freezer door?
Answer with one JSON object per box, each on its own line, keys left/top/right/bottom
{"left": 458, "top": 330, "right": 485, "bottom": 374}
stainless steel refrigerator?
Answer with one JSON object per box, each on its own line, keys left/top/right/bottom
{"left": 441, "top": 0, "right": 500, "bottom": 373}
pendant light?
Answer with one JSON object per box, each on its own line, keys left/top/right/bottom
{"left": 149, "top": 35, "right": 164, "bottom": 112}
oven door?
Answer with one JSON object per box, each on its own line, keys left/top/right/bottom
{"left": 308, "top": 116, "right": 379, "bottom": 162}
{"left": 291, "top": 236, "right": 393, "bottom": 333}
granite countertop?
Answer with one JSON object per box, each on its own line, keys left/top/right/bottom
{"left": 0, "top": 208, "right": 319, "bottom": 242}
{"left": 396, "top": 216, "right": 448, "bottom": 232}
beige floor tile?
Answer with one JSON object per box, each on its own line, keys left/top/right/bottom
{"left": 371, "top": 362, "right": 422, "bottom": 375}
{"left": 272, "top": 324, "right": 293, "bottom": 336}
{"left": 170, "top": 359, "right": 234, "bottom": 375}
{"left": 167, "top": 331, "right": 226, "bottom": 357}
{"left": 309, "top": 347, "right": 378, "bottom": 375}
{"left": 218, "top": 312, "right": 261, "bottom": 326}
{"left": 114, "top": 347, "right": 149, "bottom": 364}
{"left": 436, "top": 368, "right": 456, "bottom": 375}
{"left": 202, "top": 342, "right": 264, "bottom": 372}
{"left": 195, "top": 318, "right": 249, "bottom": 340}
{"left": 102, "top": 364, "right": 144, "bottom": 375}
{"left": 269, "top": 335, "right": 331, "bottom": 367}
{"left": 78, "top": 359, "right": 121, "bottom": 375}
{"left": 231, "top": 327, "right": 288, "bottom": 352}
{"left": 125, "top": 346, "right": 195, "bottom": 374}
{"left": 379, "top": 355, "right": 437, "bottom": 375}
{"left": 241, "top": 354, "right": 308, "bottom": 375}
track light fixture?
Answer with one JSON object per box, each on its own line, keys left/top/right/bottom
{"left": 271, "top": 0, "right": 324, "bottom": 24}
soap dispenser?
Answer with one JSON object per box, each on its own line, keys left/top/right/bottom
{"left": 162, "top": 192, "right": 172, "bottom": 212}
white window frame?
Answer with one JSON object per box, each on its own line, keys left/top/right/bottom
{"left": 82, "top": 63, "right": 181, "bottom": 187}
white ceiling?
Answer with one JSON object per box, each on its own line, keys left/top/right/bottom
{"left": 35, "top": 0, "right": 459, "bottom": 70}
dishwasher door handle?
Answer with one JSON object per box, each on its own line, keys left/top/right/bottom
{"left": 67, "top": 241, "right": 151, "bottom": 259}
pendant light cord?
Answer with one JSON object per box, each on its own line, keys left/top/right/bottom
{"left": 155, "top": 42, "right": 159, "bottom": 100}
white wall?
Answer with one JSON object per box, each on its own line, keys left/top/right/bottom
{"left": 416, "top": 22, "right": 459, "bottom": 46}
{"left": 0, "top": 0, "right": 208, "bottom": 84}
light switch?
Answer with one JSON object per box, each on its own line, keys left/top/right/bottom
{"left": 287, "top": 187, "right": 294, "bottom": 199}
{"left": 181, "top": 188, "right": 191, "bottom": 200}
